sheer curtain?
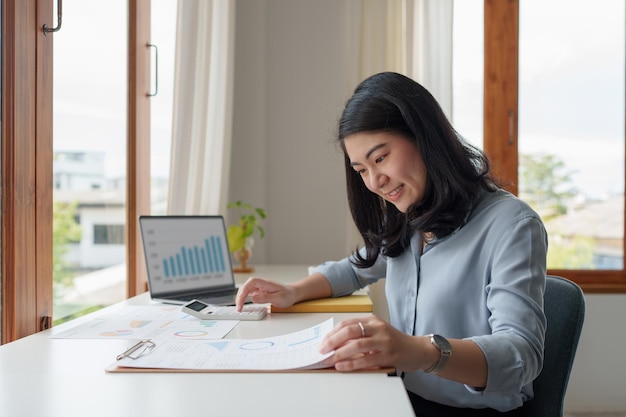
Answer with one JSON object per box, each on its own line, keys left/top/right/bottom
{"left": 346, "top": 0, "right": 407, "bottom": 85}
{"left": 167, "top": 0, "right": 235, "bottom": 215}
{"left": 346, "top": 0, "right": 454, "bottom": 321}
{"left": 410, "top": 0, "right": 454, "bottom": 118}
{"left": 347, "top": 0, "right": 453, "bottom": 117}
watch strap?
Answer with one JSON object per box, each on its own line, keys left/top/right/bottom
{"left": 424, "top": 334, "right": 452, "bottom": 374}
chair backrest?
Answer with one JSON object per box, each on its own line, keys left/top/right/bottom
{"left": 522, "top": 275, "right": 585, "bottom": 417}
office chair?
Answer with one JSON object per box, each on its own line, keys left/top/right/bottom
{"left": 522, "top": 275, "right": 585, "bottom": 417}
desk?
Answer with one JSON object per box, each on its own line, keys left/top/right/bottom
{"left": 0, "top": 266, "right": 414, "bottom": 417}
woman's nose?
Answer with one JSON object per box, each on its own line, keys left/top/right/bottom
{"left": 369, "top": 169, "right": 388, "bottom": 190}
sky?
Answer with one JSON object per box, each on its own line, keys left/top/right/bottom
{"left": 53, "top": 0, "right": 177, "bottom": 180}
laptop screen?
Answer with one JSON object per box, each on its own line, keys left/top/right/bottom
{"left": 138, "top": 216, "right": 235, "bottom": 298}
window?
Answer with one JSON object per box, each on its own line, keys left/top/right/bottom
{"left": 150, "top": 0, "right": 177, "bottom": 215}
{"left": 518, "top": 0, "right": 624, "bottom": 272}
{"left": 52, "top": 1, "right": 128, "bottom": 321}
{"left": 93, "top": 225, "right": 125, "bottom": 245}
{"left": 483, "top": 0, "right": 626, "bottom": 291}
{"left": 452, "top": 0, "right": 484, "bottom": 150}
{"left": 1, "top": 0, "right": 150, "bottom": 343}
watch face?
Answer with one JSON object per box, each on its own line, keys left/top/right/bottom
{"left": 432, "top": 334, "right": 452, "bottom": 352}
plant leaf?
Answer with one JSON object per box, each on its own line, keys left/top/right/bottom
{"left": 255, "top": 208, "right": 267, "bottom": 219}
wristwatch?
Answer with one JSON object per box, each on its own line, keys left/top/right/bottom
{"left": 424, "top": 334, "right": 452, "bottom": 374}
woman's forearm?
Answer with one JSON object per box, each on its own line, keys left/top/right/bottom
{"left": 291, "top": 272, "right": 333, "bottom": 303}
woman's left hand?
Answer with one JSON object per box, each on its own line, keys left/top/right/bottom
{"left": 318, "top": 316, "right": 428, "bottom": 372}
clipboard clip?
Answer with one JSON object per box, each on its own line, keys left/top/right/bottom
{"left": 116, "top": 340, "right": 156, "bottom": 361}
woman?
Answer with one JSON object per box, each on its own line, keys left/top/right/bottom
{"left": 235, "top": 72, "right": 547, "bottom": 416}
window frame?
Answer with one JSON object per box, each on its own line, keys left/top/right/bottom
{"left": 1, "top": 0, "right": 151, "bottom": 343}
{"left": 484, "top": 0, "right": 626, "bottom": 292}
{"left": 1, "top": 0, "right": 53, "bottom": 343}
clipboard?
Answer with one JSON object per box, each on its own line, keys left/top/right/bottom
{"left": 106, "top": 319, "right": 393, "bottom": 375}
{"left": 106, "top": 339, "right": 393, "bottom": 374}
{"left": 106, "top": 363, "right": 392, "bottom": 374}
{"left": 115, "top": 339, "right": 156, "bottom": 361}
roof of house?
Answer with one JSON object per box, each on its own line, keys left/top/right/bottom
{"left": 545, "top": 195, "right": 623, "bottom": 240}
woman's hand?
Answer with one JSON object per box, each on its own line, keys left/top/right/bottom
{"left": 318, "top": 316, "right": 433, "bottom": 372}
{"left": 235, "top": 277, "right": 297, "bottom": 311}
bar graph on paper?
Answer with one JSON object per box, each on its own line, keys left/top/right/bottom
{"left": 140, "top": 217, "right": 234, "bottom": 293}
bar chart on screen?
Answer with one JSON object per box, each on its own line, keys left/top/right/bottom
{"left": 159, "top": 236, "right": 227, "bottom": 278}
{"left": 139, "top": 217, "right": 234, "bottom": 292}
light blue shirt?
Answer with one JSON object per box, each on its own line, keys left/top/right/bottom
{"left": 314, "top": 189, "right": 547, "bottom": 412}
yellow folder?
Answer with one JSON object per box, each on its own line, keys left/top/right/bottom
{"left": 270, "top": 294, "right": 372, "bottom": 313}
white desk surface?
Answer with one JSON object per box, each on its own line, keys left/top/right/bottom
{"left": 0, "top": 265, "right": 414, "bottom": 417}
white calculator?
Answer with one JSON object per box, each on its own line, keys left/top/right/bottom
{"left": 182, "top": 299, "right": 267, "bottom": 321}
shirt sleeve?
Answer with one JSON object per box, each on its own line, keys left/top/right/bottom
{"left": 466, "top": 215, "right": 547, "bottom": 395}
{"left": 312, "top": 249, "right": 387, "bottom": 297}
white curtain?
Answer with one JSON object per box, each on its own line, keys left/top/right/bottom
{"left": 346, "top": 0, "right": 407, "bottom": 94}
{"left": 410, "top": 0, "right": 454, "bottom": 118}
{"left": 167, "top": 0, "right": 235, "bottom": 215}
{"left": 346, "top": 0, "right": 454, "bottom": 118}
{"left": 345, "top": 0, "right": 454, "bottom": 321}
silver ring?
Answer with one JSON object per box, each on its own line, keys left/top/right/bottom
{"left": 358, "top": 321, "right": 366, "bottom": 338}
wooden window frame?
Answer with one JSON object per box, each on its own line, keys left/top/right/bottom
{"left": 1, "top": 0, "right": 52, "bottom": 343}
{"left": 1, "top": 0, "right": 150, "bottom": 344}
{"left": 484, "top": 0, "right": 626, "bottom": 292}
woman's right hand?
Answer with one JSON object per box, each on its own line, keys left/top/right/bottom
{"left": 235, "top": 277, "right": 297, "bottom": 311}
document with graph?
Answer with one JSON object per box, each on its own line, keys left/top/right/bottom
{"left": 107, "top": 318, "right": 335, "bottom": 372}
{"left": 50, "top": 304, "right": 239, "bottom": 340}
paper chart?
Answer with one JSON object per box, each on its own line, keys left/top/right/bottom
{"left": 51, "top": 305, "right": 238, "bottom": 340}
{"left": 113, "top": 318, "right": 335, "bottom": 371}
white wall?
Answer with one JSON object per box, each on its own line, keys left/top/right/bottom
{"left": 565, "top": 295, "right": 626, "bottom": 411}
{"left": 230, "top": 1, "right": 626, "bottom": 412}
{"left": 230, "top": 0, "right": 354, "bottom": 266}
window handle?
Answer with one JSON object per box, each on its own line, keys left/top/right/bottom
{"left": 43, "top": 0, "right": 62, "bottom": 35}
{"left": 508, "top": 109, "right": 515, "bottom": 145}
{"left": 40, "top": 316, "right": 52, "bottom": 331}
{"left": 148, "top": 43, "right": 159, "bottom": 97}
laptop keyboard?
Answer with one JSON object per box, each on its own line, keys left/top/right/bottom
{"left": 174, "top": 288, "right": 238, "bottom": 306}
{"left": 200, "top": 288, "right": 238, "bottom": 298}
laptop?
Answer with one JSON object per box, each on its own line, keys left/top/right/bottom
{"left": 139, "top": 215, "right": 240, "bottom": 306}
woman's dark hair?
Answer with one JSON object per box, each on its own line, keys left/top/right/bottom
{"left": 338, "top": 72, "right": 497, "bottom": 268}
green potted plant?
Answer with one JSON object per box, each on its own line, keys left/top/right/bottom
{"left": 226, "top": 201, "right": 267, "bottom": 272}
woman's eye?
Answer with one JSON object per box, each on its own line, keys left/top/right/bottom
{"left": 375, "top": 155, "right": 386, "bottom": 164}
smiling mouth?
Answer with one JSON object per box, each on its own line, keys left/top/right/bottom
{"left": 385, "top": 185, "right": 403, "bottom": 200}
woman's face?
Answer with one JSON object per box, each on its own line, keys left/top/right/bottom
{"left": 344, "top": 131, "right": 427, "bottom": 213}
